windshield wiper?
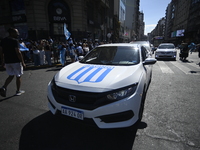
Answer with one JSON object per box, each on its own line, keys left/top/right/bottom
{"left": 85, "top": 57, "right": 97, "bottom": 62}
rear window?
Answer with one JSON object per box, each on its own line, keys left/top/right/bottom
{"left": 158, "top": 45, "right": 175, "bottom": 49}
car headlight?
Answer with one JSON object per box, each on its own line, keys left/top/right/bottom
{"left": 50, "top": 76, "right": 56, "bottom": 90}
{"left": 107, "top": 83, "right": 138, "bottom": 101}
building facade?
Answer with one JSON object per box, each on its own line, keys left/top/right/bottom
{"left": 149, "top": 0, "right": 200, "bottom": 45}
{"left": 124, "top": 0, "right": 140, "bottom": 42}
{"left": 0, "top": 0, "right": 117, "bottom": 42}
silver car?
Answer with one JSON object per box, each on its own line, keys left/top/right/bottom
{"left": 155, "top": 43, "right": 177, "bottom": 60}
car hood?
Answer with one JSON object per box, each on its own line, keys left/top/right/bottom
{"left": 54, "top": 62, "right": 143, "bottom": 92}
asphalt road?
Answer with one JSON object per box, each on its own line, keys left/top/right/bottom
{"left": 0, "top": 51, "right": 200, "bottom": 150}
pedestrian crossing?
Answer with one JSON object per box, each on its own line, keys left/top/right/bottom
{"left": 157, "top": 61, "right": 174, "bottom": 74}
{"left": 154, "top": 60, "right": 200, "bottom": 75}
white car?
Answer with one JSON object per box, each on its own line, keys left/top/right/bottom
{"left": 155, "top": 43, "right": 177, "bottom": 60}
{"left": 47, "top": 43, "right": 156, "bottom": 129}
{"left": 130, "top": 41, "right": 153, "bottom": 54}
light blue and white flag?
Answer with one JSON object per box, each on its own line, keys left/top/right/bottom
{"left": 64, "top": 23, "right": 71, "bottom": 40}
{"left": 19, "top": 43, "right": 29, "bottom": 51}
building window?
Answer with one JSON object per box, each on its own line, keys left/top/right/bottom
{"left": 53, "top": 23, "right": 64, "bottom": 35}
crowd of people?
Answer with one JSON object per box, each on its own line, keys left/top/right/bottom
{"left": 21, "top": 37, "right": 101, "bottom": 67}
{"left": 0, "top": 27, "right": 102, "bottom": 97}
{"left": 1, "top": 27, "right": 200, "bottom": 98}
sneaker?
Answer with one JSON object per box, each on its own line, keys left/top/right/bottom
{"left": 0, "top": 87, "right": 6, "bottom": 97}
{"left": 15, "top": 90, "right": 25, "bottom": 96}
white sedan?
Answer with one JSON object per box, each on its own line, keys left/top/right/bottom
{"left": 47, "top": 43, "right": 156, "bottom": 129}
{"left": 155, "top": 43, "right": 177, "bottom": 60}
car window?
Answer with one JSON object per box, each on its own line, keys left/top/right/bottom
{"left": 158, "top": 45, "right": 175, "bottom": 49}
{"left": 141, "top": 46, "right": 149, "bottom": 61}
{"left": 80, "top": 46, "right": 140, "bottom": 66}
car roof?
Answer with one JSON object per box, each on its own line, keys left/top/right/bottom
{"left": 130, "top": 41, "right": 151, "bottom": 47}
{"left": 130, "top": 41, "right": 150, "bottom": 44}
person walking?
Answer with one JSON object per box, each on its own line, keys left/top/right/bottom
{"left": 82, "top": 43, "right": 89, "bottom": 55}
{"left": 32, "top": 45, "right": 40, "bottom": 66}
{"left": 0, "top": 27, "right": 26, "bottom": 97}
{"left": 44, "top": 40, "right": 52, "bottom": 66}
{"left": 68, "top": 43, "right": 77, "bottom": 63}
{"left": 58, "top": 42, "right": 67, "bottom": 67}
{"left": 180, "top": 42, "right": 189, "bottom": 61}
{"left": 76, "top": 43, "right": 84, "bottom": 56}
{"left": 188, "top": 42, "right": 196, "bottom": 54}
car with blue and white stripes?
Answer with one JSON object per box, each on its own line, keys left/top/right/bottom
{"left": 47, "top": 43, "right": 156, "bottom": 129}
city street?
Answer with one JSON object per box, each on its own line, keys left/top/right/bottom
{"left": 0, "top": 51, "right": 200, "bottom": 150}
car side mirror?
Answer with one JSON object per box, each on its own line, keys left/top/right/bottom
{"left": 143, "top": 58, "right": 157, "bottom": 65}
{"left": 78, "top": 56, "right": 84, "bottom": 60}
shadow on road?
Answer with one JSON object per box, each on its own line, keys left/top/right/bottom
{"left": 0, "top": 95, "right": 16, "bottom": 102}
{"left": 19, "top": 111, "right": 144, "bottom": 150}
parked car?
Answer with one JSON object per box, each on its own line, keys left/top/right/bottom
{"left": 47, "top": 43, "right": 157, "bottom": 129}
{"left": 130, "top": 41, "right": 153, "bottom": 54}
{"left": 155, "top": 43, "right": 177, "bottom": 60}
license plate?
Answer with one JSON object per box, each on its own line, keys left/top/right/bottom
{"left": 61, "top": 106, "right": 84, "bottom": 120}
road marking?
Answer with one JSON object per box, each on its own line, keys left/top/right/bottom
{"left": 171, "top": 61, "right": 199, "bottom": 75}
{"left": 187, "top": 62, "right": 200, "bottom": 69}
{"left": 157, "top": 61, "right": 174, "bottom": 74}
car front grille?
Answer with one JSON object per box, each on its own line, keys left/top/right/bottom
{"left": 52, "top": 84, "right": 113, "bottom": 110}
{"left": 160, "top": 52, "right": 173, "bottom": 54}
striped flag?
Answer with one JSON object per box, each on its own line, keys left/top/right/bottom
{"left": 19, "top": 43, "right": 29, "bottom": 51}
{"left": 64, "top": 23, "right": 71, "bottom": 40}
{"left": 67, "top": 65, "right": 114, "bottom": 84}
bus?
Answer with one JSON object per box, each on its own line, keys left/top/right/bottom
{"left": 152, "top": 36, "right": 164, "bottom": 47}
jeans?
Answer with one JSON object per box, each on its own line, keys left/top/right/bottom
{"left": 60, "top": 49, "right": 66, "bottom": 66}
{"left": 33, "top": 54, "right": 40, "bottom": 66}
{"left": 45, "top": 51, "right": 52, "bottom": 65}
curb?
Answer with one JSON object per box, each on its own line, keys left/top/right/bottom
{"left": 0, "top": 62, "right": 72, "bottom": 71}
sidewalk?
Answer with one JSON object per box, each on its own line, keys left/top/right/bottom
{"left": 0, "top": 57, "right": 72, "bottom": 71}
{"left": 179, "top": 50, "right": 200, "bottom": 65}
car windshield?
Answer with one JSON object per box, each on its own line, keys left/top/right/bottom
{"left": 80, "top": 46, "right": 140, "bottom": 66}
{"left": 158, "top": 45, "right": 175, "bottom": 49}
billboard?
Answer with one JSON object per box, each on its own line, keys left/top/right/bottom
{"left": 171, "top": 29, "right": 185, "bottom": 38}
{"left": 176, "top": 29, "right": 185, "bottom": 37}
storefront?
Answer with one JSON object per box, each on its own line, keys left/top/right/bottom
{"left": 0, "top": 0, "right": 28, "bottom": 39}
{"left": 48, "top": 0, "right": 71, "bottom": 41}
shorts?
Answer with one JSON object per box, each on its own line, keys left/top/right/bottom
{"left": 5, "top": 63, "right": 23, "bottom": 77}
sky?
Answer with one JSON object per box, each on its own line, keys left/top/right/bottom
{"left": 140, "top": 0, "right": 172, "bottom": 35}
